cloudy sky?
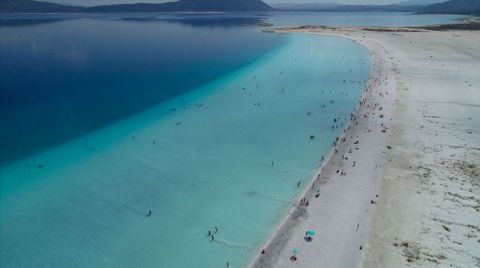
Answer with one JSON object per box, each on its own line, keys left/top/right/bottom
{"left": 47, "top": 0, "right": 441, "bottom": 7}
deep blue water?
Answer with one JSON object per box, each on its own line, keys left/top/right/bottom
{"left": 0, "top": 15, "right": 284, "bottom": 164}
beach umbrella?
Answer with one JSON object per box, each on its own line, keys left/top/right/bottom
{"left": 292, "top": 248, "right": 299, "bottom": 255}
{"left": 306, "top": 230, "right": 316, "bottom": 236}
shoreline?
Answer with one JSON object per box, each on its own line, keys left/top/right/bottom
{"left": 251, "top": 25, "right": 479, "bottom": 267}
{"left": 250, "top": 27, "right": 397, "bottom": 267}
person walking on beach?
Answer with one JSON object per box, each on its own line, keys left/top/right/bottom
{"left": 211, "top": 235, "right": 215, "bottom": 242}
{"left": 215, "top": 226, "right": 218, "bottom": 233}
{"left": 208, "top": 230, "right": 211, "bottom": 237}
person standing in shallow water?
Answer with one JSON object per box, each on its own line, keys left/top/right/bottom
{"left": 297, "top": 180, "right": 301, "bottom": 188}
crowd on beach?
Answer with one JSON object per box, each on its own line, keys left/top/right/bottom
{"left": 249, "top": 46, "right": 394, "bottom": 267}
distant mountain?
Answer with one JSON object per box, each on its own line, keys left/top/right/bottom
{"left": 0, "top": 0, "right": 273, "bottom": 13}
{"left": 0, "top": 0, "right": 83, "bottom": 12}
{"left": 397, "top": 0, "right": 444, "bottom": 6}
{"left": 420, "top": 0, "right": 480, "bottom": 15}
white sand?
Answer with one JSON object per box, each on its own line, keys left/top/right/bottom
{"left": 250, "top": 27, "right": 480, "bottom": 268}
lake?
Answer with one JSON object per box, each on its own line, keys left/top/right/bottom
{"left": 0, "top": 12, "right": 464, "bottom": 267}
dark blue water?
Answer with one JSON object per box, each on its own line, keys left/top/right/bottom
{"left": 0, "top": 15, "right": 284, "bottom": 164}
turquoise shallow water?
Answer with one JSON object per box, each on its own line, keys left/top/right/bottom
{"left": 0, "top": 33, "right": 370, "bottom": 267}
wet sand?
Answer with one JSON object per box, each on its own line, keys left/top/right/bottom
{"left": 250, "top": 26, "right": 480, "bottom": 268}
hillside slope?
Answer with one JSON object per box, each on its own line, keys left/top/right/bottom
{"left": 0, "top": 0, "right": 273, "bottom": 13}
{"left": 420, "top": 0, "right": 480, "bottom": 15}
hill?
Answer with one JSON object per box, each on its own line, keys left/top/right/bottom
{"left": 0, "top": 0, "right": 83, "bottom": 12}
{"left": 420, "top": 0, "right": 480, "bottom": 15}
{"left": 0, "top": 0, "right": 273, "bottom": 13}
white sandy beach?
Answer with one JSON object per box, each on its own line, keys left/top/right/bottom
{"left": 250, "top": 26, "right": 480, "bottom": 268}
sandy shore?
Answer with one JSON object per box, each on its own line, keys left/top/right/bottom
{"left": 250, "top": 26, "right": 480, "bottom": 268}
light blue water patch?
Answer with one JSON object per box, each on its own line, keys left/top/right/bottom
{"left": 0, "top": 34, "right": 371, "bottom": 267}
{"left": 267, "top": 11, "right": 465, "bottom": 27}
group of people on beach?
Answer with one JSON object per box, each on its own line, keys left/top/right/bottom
{"left": 299, "top": 198, "right": 310, "bottom": 207}
{"left": 286, "top": 75, "right": 381, "bottom": 264}
{"left": 250, "top": 49, "right": 397, "bottom": 267}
